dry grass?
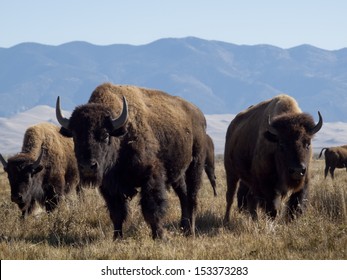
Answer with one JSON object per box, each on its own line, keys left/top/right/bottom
{"left": 0, "top": 159, "right": 346, "bottom": 260}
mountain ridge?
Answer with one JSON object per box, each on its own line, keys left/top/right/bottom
{"left": 1, "top": 37, "right": 347, "bottom": 121}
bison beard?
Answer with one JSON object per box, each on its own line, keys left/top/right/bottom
{"left": 56, "top": 83, "right": 207, "bottom": 240}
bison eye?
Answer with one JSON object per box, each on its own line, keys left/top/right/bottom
{"left": 303, "top": 141, "right": 311, "bottom": 150}
{"left": 100, "top": 133, "right": 110, "bottom": 143}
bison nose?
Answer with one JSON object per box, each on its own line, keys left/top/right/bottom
{"left": 79, "top": 160, "right": 99, "bottom": 174}
{"left": 11, "top": 194, "right": 23, "bottom": 204}
{"left": 90, "top": 161, "right": 98, "bottom": 171}
{"left": 289, "top": 164, "right": 307, "bottom": 179}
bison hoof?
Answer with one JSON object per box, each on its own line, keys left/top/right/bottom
{"left": 152, "top": 228, "right": 166, "bottom": 241}
{"left": 113, "top": 230, "right": 123, "bottom": 240}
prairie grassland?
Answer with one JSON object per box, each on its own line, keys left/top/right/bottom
{"left": 0, "top": 159, "right": 346, "bottom": 260}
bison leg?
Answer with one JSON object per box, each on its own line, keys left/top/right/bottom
{"left": 264, "top": 197, "right": 279, "bottom": 219}
{"left": 21, "top": 199, "right": 36, "bottom": 217}
{"left": 140, "top": 169, "right": 168, "bottom": 240}
{"left": 246, "top": 191, "right": 259, "bottom": 220}
{"left": 286, "top": 187, "right": 308, "bottom": 221}
{"left": 324, "top": 165, "right": 329, "bottom": 178}
{"left": 171, "top": 178, "right": 190, "bottom": 232}
{"left": 329, "top": 167, "right": 335, "bottom": 179}
{"left": 224, "top": 171, "right": 239, "bottom": 223}
{"left": 100, "top": 186, "right": 128, "bottom": 239}
{"left": 237, "top": 181, "right": 249, "bottom": 211}
{"left": 185, "top": 156, "right": 204, "bottom": 237}
{"left": 44, "top": 185, "right": 59, "bottom": 212}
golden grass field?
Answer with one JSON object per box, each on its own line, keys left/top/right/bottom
{"left": 0, "top": 157, "right": 346, "bottom": 260}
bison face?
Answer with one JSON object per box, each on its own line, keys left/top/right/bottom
{"left": 1, "top": 152, "right": 44, "bottom": 213}
{"left": 264, "top": 112, "right": 322, "bottom": 188}
{"left": 56, "top": 97, "right": 128, "bottom": 186}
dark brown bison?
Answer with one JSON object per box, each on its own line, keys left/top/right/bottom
{"left": 0, "top": 123, "right": 80, "bottom": 216}
{"left": 56, "top": 83, "right": 207, "bottom": 239}
{"left": 205, "top": 134, "right": 217, "bottom": 196}
{"left": 224, "top": 94, "right": 322, "bottom": 222}
{"left": 319, "top": 145, "right": 347, "bottom": 179}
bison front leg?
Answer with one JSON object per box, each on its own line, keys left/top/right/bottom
{"left": 185, "top": 156, "right": 204, "bottom": 237}
{"left": 237, "top": 181, "right": 249, "bottom": 212}
{"left": 140, "top": 173, "right": 168, "bottom": 240}
{"left": 286, "top": 187, "right": 308, "bottom": 221}
{"left": 44, "top": 184, "right": 59, "bottom": 212}
{"left": 171, "top": 178, "right": 189, "bottom": 232}
{"left": 224, "top": 171, "right": 239, "bottom": 223}
{"left": 100, "top": 186, "right": 128, "bottom": 239}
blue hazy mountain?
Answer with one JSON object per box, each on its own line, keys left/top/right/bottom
{"left": 1, "top": 37, "right": 346, "bottom": 121}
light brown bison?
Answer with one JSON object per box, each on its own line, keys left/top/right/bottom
{"left": 56, "top": 83, "right": 207, "bottom": 239}
{"left": 0, "top": 123, "right": 80, "bottom": 216}
{"left": 319, "top": 145, "right": 347, "bottom": 179}
{"left": 224, "top": 94, "right": 322, "bottom": 222}
{"left": 205, "top": 134, "right": 217, "bottom": 196}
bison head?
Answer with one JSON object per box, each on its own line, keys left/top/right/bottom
{"left": 0, "top": 150, "right": 44, "bottom": 215}
{"left": 56, "top": 96, "right": 128, "bottom": 185}
{"left": 264, "top": 112, "right": 322, "bottom": 188}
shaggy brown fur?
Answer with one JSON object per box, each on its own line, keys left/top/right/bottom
{"left": 319, "top": 145, "right": 347, "bottom": 179}
{"left": 0, "top": 123, "right": 79, "bottom": 216}
{"left": 224, "top": 94, "right": 322, "bottom": 222}
{"left": 57, "top": 83, "right": 207, "bottom": 239}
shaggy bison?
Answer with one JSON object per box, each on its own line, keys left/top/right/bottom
{"left": 319, "top": 145, "right": 347, "bottom": 179}
{"left": 224, "top": 94, "right": 322, "bottom": 222}
{"left": 205, "top": 134, "right": 217, "bottom": 196}
{"left": 56, "top": 83, "right": 207, "bottom": 239}
{"left": 0, "top": 123, "right": 80, "bottom": 216}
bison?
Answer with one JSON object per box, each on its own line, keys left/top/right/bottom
{"left": 205, "top": 134, "right": 217, "bottom": 196}
{"left": 0, "top": 123, "right": 80, "bottom": 216}
{"left": 319, "top": 145, "right": 347, "bottom": 179}
{"left": 224, "top": 94, "right": 322, "bottom": 222}
{"left": 56, "top": 83, "right": 207, "bottom": 239}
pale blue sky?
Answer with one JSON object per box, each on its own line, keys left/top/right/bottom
{"left": 1, "top": 0, "right": 346, "bottom": 50}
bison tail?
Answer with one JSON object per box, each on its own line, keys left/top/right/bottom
{"left": 319, "top": 148, "right": 327, "bottom": 158}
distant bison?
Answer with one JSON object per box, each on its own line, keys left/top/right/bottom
{"left": 56, "top": 83, "right": 207, "bottom": 239}
{"left": 319, "top": 145, "right": 347, "bottom": 179}
{"left": 224, "top": 94, "right": 322, "bottom": 222}
{"left": 0, "top": 123, "right": 80, "bottom": 216}
{"left": 205, "top": 134, "right": 217, "bottom": 196}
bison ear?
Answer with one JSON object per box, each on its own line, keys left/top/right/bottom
{"left": 110, "top": 126, "right": 128, "bottom": 137}
{"left": 59, "top": 127, "right": 73, "bottom": 138}
{"left": 264, "top": 130, "right": 278, "bottom": 143}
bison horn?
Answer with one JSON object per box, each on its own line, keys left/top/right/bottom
{"left": 267, "top": 114, "right": 278, "bottom": 136}
{"left": 0, "top": 153, "right": 8, "bottom": 169}
{"left": 310, "top": 111, "right": 323, "bottom": 135}
{"left": 111, "top": 96, "right": 128, "bottom": 131}
{"left": 32, "top": 148, "right": 44, "bottom": 170}
{"left": 56, "top": 96, "right": 70, "bottom": 130}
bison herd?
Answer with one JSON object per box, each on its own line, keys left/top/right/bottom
{"left": 0, "top": 82, "right": 336, "bottom": 240}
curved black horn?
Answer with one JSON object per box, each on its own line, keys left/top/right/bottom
{"left": 0, "top": 153, "right": 7, "bottom": 169}
{"left": 267, "top": 114, "right": 278, "bottom": 136}
{"left": 56, "top": 96, "right": 70, "bottom": 130}
{"left": 111, "top": 96, "right": 128, "bottom": 131}
{"left": 310, "top": 111, "right": 323, "bottom": 135}
{"left": 32, "top": 148, "right": 44, "bottom": 170}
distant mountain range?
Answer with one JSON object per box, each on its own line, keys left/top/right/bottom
{"left": 1, "top": 37, "right": 347, "bottom": 121}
